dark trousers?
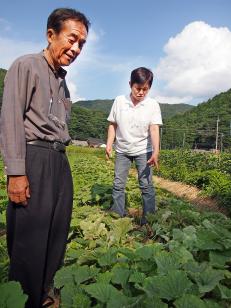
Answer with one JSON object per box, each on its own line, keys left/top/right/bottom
{"left": 7, "top": 145, "right": 73, "bottom": 308}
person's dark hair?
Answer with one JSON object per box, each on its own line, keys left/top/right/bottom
{"left": 47, "top": 8, "right": 90, "bottom": 34}
{"left": 130, "top": 67, "right": 153, "bottom": 87}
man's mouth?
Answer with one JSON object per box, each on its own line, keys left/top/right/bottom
{"left": 65, "top": 53, "right": 74, "bottom": 61}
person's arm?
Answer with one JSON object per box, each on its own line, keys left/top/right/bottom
{"left": 147, "top": 124, "right": 160, "bottom": 169}
{"left": 106, "top": 122, "right": 117, "bottom": 159}
{"left": 0, "top": 59, "right": 33, "bottom": 205}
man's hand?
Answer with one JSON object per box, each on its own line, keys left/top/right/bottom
{"left": 8, "top": 175, "right": 30, "bottom": 206}
{"left": 105, "top": 145, "right": 112, "bottom": 160}
{"left": 147, "top": 152, "right": 159, "bottom": 170}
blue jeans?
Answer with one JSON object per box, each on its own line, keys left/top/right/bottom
{"left": 111, "top": 152, "right": 155, "bottom": 225}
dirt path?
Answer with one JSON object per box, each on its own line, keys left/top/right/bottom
{"left": 128, "top": 167, "right": 227, "bottom": 215}
{"left": 153, "top": 175, "right": 228, "bottom": 215}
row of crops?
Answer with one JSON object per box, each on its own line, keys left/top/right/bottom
{"left": 156, "top": 150, "right": 231, "bottom": 210}
{"left": 0, "top": 147, "right": 231, "bottom": 307}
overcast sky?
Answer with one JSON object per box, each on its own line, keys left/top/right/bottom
{"left": 0, "top": 0, "right": 231, "bottom": 104}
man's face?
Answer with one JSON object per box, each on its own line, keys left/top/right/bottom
{"left": 130, "top": 82, "right": 150, "bottom": 103}
{"left": 47, "top": 19, "right": 88, "bottom": 69}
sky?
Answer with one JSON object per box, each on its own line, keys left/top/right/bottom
{"left": 0, "top": 0, "right": 231, "bottom": 105}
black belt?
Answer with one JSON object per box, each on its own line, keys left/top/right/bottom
{"left": 27, "top": 140, "right": 66, "bottom": 153}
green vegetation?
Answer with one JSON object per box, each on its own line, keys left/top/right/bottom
{"left": 75, "top": 99, "right": 193, "bottom": 119}
{"left": 69, "top": 105, "right": 108, "bottom": 141}
{"left": 1, "top": 67, "right": 230, "bottom": 151}
{"left": 161, "top": 89, "right": 231, "bottom": 150}
{"left": 74, "top": 99, "right": 114, "bottom": 114}
{"left": 0, "top": 147, "right": 231, "bottom": 307}
{"left": 68, "top": 100, "right": 193, "bottom": 141}
{"left": 0, "top": 69, "right": 7, "bottom": 110}
{"left": 156, "top": 150, "right": 231, "bottom": 210}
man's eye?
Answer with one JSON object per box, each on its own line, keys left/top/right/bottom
{"left": 68, "top": 39, "right": 75, "bottom": 44}
{"left": 78, "top": 42, "right": 84, "bottom": 49}
{"left": 78, "top": 41, "right": 86, "bottom": 49}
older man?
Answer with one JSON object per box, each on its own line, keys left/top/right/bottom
{"left": 0, "top": 8, "right": 90, "bottom": 307}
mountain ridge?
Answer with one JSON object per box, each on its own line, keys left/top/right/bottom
{"left": 74, "top": 99, "right": 193, "bottom": 119}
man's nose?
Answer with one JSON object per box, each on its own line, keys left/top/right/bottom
{"left": 70, "top": 42, "right": 81, "bottom": 54}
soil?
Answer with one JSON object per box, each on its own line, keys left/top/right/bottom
{"left": 129, "top": 168, "right": 228, "bottom": 216}
{"left": 153, "top": 176, "right": 228, "bottom": 214}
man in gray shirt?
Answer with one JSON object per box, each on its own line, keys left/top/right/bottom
{"left": 0, "top": 8, "right": 90, "bottom": 308}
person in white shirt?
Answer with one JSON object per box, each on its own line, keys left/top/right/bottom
{"left": 106, "top": 67, "right": 162, "bottom": 226}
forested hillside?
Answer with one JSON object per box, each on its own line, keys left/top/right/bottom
{"left": 161, "top": 89, "right": 231, "bottom": 150}
{"left": 69, "top": 105, "right": 108, "bottom": 141}
{"left": 75, "top": 99, "right": 193, "bottom": 119}
{"left": 1, "top": 67, "right": 230, "bottom": 149}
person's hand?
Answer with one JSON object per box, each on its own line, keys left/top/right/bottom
{"left": 105, "top": 145, "right": 112, "bottom": 160}
{"left": 7, "top": 175, "right": 30, "bottom": 206}
{"left": 147, "top": 152, "right": 159, "bottom": 170}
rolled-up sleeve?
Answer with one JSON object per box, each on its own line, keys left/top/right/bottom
{"left": 107, "top": 98, "right": 117, "bottom": 123}
{"left": 0, "top": 59, "right": 34, "bottom": 175}
{"left": 150, "top": 102, "right": 163, "bottom": 125}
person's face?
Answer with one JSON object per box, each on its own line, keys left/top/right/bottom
{"left": 130, "top": 82, "right": 150, "bottom": 103}
{"left": 47, "top": 19, "right": 88, "bottom": 69}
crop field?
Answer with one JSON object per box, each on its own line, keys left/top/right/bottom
{"left": 0, "top": 147, "right": 231, "bottom": 307}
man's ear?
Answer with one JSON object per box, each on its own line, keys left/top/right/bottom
{"left": 129, "top": 81, "right": 131, "bottom": 88}
{"left": 47, "top": 28, "right": 56, "bottom": 44}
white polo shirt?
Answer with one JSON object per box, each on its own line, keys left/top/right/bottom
{"left": 107, "top": 95, "right": 162, "bottom": 155}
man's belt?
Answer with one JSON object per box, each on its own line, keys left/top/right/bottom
{"left": 27, "top": 140, "right": 66, "bottom": 153}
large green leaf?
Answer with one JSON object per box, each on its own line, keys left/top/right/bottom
{"left": 0, "top": 281, "right": 28, "bottom": 308}
{"left": 60, "top": 283, "right": 81, "bottom": 308}
{"left": 204, "top": 300, "right": 221, "bottom": 308}
{"left": 97, "top": 249, "right": 118, "bottom": 267}
{"left": 129, "top": 271, "right": 146, "bottom": 284}
{"left": 196, "top": 229, "right": 224, "bottom": 251}
{"left": 172, "top": 226, "right": 197, "bottom": 250}
{"left": 108, "top": 217, "right": 133, "bottom": 245}
{"left": 202, "top": 220, "right": 231, "bottom": 250}
{"left": 218, "top": 283, "right": 231, "bottom": 299}
{"left": 209, "top": 250, "right": 231, "bottom": 268}
{"left": 118, "top": 247, "right": 136, "bottom": 261}
{"left": 170, "top": 245, "right": 194, "bottom": 264}
{"left": 106, "top": 294, "right": 142, "bottom": 308}
{"left": 183, "top": 261, "right": 208, "bottom": 274}
{"left": 55, "top": 264, "right": 99, "bottom": 289}
{"left": 72, "top": 292, "right": 91, "bottom": 308}
{"left": 80, "top": 215, "right": 108, "bottom": 241}
{"left": 96, "top": 271, "right": 113, "bottom": 284}
{"left": 174, "top": 294, "right": 206, "bottom": 308}
{"left": 142, "top": 295, "right": 168, "bottom": 308}
{"left": 83, "top": 283, "right": 119, "bottom": 303}
{"left": 143, "top": 270, "right": 193, "bottom": 300}
{"left": 192, "top": 268, "right": 224, "bottom": 293}
{"left": 73, "top": 265, "right": 99, "bottom": 285}
{"left": 155, "top": 252, "right": 180, "bottom": 275}
{"left": 111, "top": 266, "right": 131, "bottom": 287}
{"left": 135, "top": 244, "right": 162, "bottom": 260}
{"left": 54, "top": 266, "right": 75, "bottom": 288}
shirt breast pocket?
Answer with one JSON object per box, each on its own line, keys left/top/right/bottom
{"left": 60, "top": 97, "right": 72, "bottom": 122}
{"left": 137, "top": 120, "right": 149, "bottom": 133}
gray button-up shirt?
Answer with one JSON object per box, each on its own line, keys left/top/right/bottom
{"left": 0, "top": 51, "right": 72, "bottom": 175}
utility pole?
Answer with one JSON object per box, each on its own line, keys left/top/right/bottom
{"left": 160, "top": 127, "right": 162, "bottom": 150}
{"left": 215, "top": 116, "right": 220, "bottom": 152}
{"left": 220, "top": 133, "right": 223, "bottom": 152}
{"left": 182, "top": 132, "right": 185, "bottom": 148}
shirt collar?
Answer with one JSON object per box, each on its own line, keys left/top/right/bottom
{"left": 40, "top": 50, "right": 67, "bottom": 79}
{"left": 125, "top": 94, "right": 148, "bottom": 107}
